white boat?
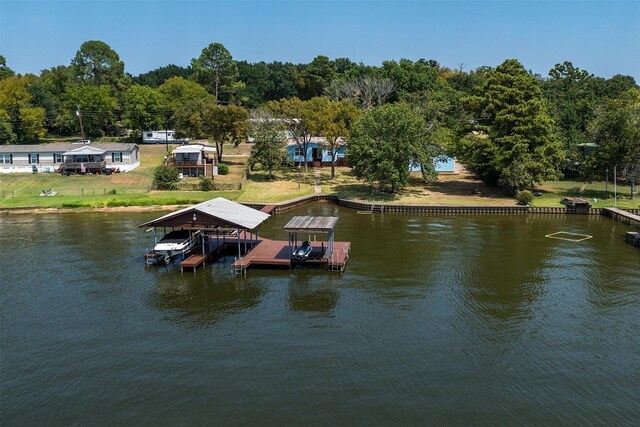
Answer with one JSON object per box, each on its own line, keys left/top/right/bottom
{"left": 150, "top": 229, "right": 200, "bottom": 263}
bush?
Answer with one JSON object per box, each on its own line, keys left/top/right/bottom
{"left": 218, "top": 163, "right": 229, "bottom": 175}
{"left": 516, "top": 189, "right": 534, "bottom": 205}
{"left": 199, "top": 176, "right": 214, "bottom": 191}
{"left": 153, "top": 165, "right": 180, "bottom": 190}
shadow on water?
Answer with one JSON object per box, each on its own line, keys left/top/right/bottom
{"left": 147, "top": 261, "right": 264, "bottom": 328}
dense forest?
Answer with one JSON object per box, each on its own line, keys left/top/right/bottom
{"left": 1, "top": 40, "right": 638, "bottom": 194}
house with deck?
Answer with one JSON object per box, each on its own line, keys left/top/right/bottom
{"left": 0, "top": 143, "right": 140, "bottom": 173}
{"left": 168, "top": 144, "right": 218, "bottom": 177}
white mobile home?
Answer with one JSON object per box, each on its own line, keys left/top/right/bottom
{"left": 142, "top": 130, "right": 189, "bottom": 144}
{"left": 0, "top": 143, "right": 140, "bottom": 173}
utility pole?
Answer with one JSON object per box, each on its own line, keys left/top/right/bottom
{"left": 614, "top": 166, "right": 617, "bottom": 208}
{"left": 165, "top": 116, "right": 169, "bottom": 153}
{"left": 76, "top": 105, "right": 85, "bottom": 140}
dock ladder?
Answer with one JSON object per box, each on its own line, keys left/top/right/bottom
{"left": 232, "top": 256, "right": 247, "bottom": 275}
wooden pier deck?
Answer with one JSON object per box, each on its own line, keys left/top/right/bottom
{"left": 180, "top": 253, "right": 208, "bottom": 272}
{"left": 603, "top": 207, "right": 640, "bottom": 228}
{"left": 260, "top": 204, "right": 278, "bottom": 214}
{"left": 231, "top": 238, "right": 350, "bottom": 273}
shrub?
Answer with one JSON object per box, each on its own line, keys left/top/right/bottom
{"left": 153, "top": 165, "right": 180, "bottom": 190}
{"left": 517, "top": 190, "right": 534, "bottom": 205}
{"left": 199, "top": 176, "right": 214, "bottom": 191}
{"left": 218, "top": 163, "right": 229, "bottom": 175}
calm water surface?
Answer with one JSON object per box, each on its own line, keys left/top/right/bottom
{"left": 1, "top": 205, "right": 639, "bottom": 425}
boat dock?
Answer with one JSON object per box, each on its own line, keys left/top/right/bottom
{"left": 231, "top": 238, "right": 350, "bottom": 274}
{"left": 140, "top": 199, "right": 351, "bottom": 275}
{"left": 602, "top": 207, "right": 640, "bottom": 228}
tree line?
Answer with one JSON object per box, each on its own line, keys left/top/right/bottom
{"left": 0, "top": 41, "right": 638, "bottom": 196}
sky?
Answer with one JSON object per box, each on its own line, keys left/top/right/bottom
{"left": 1, "top": 0, "right": 639, "bottom": 81}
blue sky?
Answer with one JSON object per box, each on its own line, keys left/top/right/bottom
{"left": 2, "top": 0, "right": 639, "bottom": 80}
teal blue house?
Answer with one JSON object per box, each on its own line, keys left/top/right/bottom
{"left": 410, "top": 156, "right": 457, "bottom": 173}
{"left": 287, "top": 138, "right": 348, "bottom": 166}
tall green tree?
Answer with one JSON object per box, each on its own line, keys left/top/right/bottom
{"left": 380, "top": 59, "right": 441, "bottom": 99}
{"left": 0, "top": 55, "right": 15, "bottom": 80}
{"left": 174, "top": 98, "right": 208, "bottom": 141}
{"left": 0, "top": 110, "right": 17, "bottom": 144}
{"left": 348, "top": 103, "right": 427, "bottom": 192}
{"left": 158, "top": 76, "right": 209, "bottom": 111}
{"left": 122, "top": 84, "right": 167, "bottom": 137}
{"left": 71, "top": 40, "right": 126, "bottom": 89}
{"left": 248, "top": 110, "right": 288, "bottom": 179}
{"left": 191, "top": 42, "right": 239, "bottom": 103}
{"left": 236, "top": 61, "right": 297, "bottom": 107}
{"left": 0, "top": 75, "right": 47, "bottom": 143}
{"left": 133, "top": 64, "right": 192, "bottom": 88}
{"left": 267, "top": 97, "right": 313, "bottom": 172}
{"left": 296, "top": 55, "right": 337, "bottom": 99}
{"left": 460, "top": 59, "right": 563, "bottom": 192}
{"left": 62, "top": 85, "right": 118, "bottom": 137}
{"left": 197, "top": 102, "right": 248, "bottom": 162}
{"left": 589, "top": 88, "right": 640, "bottom": 199}
{"left": 541, "top": 62, "right": 602, "bottom": 177}
{"left": 304, "top": 97, "right": 361, "bottom": 179}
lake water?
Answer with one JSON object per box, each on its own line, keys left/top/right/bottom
{"left": 1, "top": 204, "right": 639, "bottom": 425}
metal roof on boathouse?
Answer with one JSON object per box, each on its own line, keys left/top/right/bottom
{"left": 139, "top": 197, "right": 270, "bottom": 230}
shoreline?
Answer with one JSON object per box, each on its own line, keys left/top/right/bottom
{"left": 3, "top": 195, "right": 637, "bottom": 216}
{"left": 0, "top": 205, "right": 185, "bottom": 215}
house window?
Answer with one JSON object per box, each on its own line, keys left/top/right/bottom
{"left": 0, "top": 154, "right": 12, "bottom": 164}
{"left": 294, "top": 147, "right": 304, "bottom": 156}
{"left": 29, "top": 153, "right": 39, "bottom": 164}
{"left": 54, "top": 153, "right": 62, "bottom": 163}
{"left": 326, "top": 149, "right": 333, "bottom": 158}
{"left": 112, "top": 152, "right": 122, "bottom": 162}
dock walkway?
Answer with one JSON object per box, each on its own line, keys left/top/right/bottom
{"left": 603, "top": 207, "right": 640, "bottom": 228}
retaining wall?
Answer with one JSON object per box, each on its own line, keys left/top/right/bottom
{"left": 244, "top": 196, "right": 640, "bottom": 216}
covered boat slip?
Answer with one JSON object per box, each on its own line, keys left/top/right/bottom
{"left": 232, "top": 215, "right": 350, "bottom": 274}
{"left": 140, "top": 198, "right": 270, "bottom": 270}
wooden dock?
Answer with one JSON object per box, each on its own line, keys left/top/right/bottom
{"left": 231, "top": 238, "right": 350, "bottom": 274}
{"left": 260, "top": 204, "right": 278, "bottom": 214}
{"left": 179, "top": 237, "right": 244, "bottom": 272}
{"left": 602, "top": 207, "right": 640, "bottom": 228}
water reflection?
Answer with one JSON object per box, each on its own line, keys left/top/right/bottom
{"left": 456, "top": 218, "right": 550, "bottom": 327}
{"left": 286, "top": 275, "right": 340, "bottom": 313}
{"left": 148, "top": 264, "right": 264, "bottom": 328}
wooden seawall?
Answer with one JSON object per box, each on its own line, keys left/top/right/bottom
{"left": 243, "top": 195, "right": 640, "bottom": 216}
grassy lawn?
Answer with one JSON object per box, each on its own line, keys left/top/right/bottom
{"left": 321, "top": 167, "right": 517, "bottom": 205}
{"left": 238, "top": 168, "right": 315, "bottom": 202}
{"left": 2, "top": 137, "right": 638, "bottom": 210}
{"left": 531, "top": 180, "right": 639, "bottom": 209}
